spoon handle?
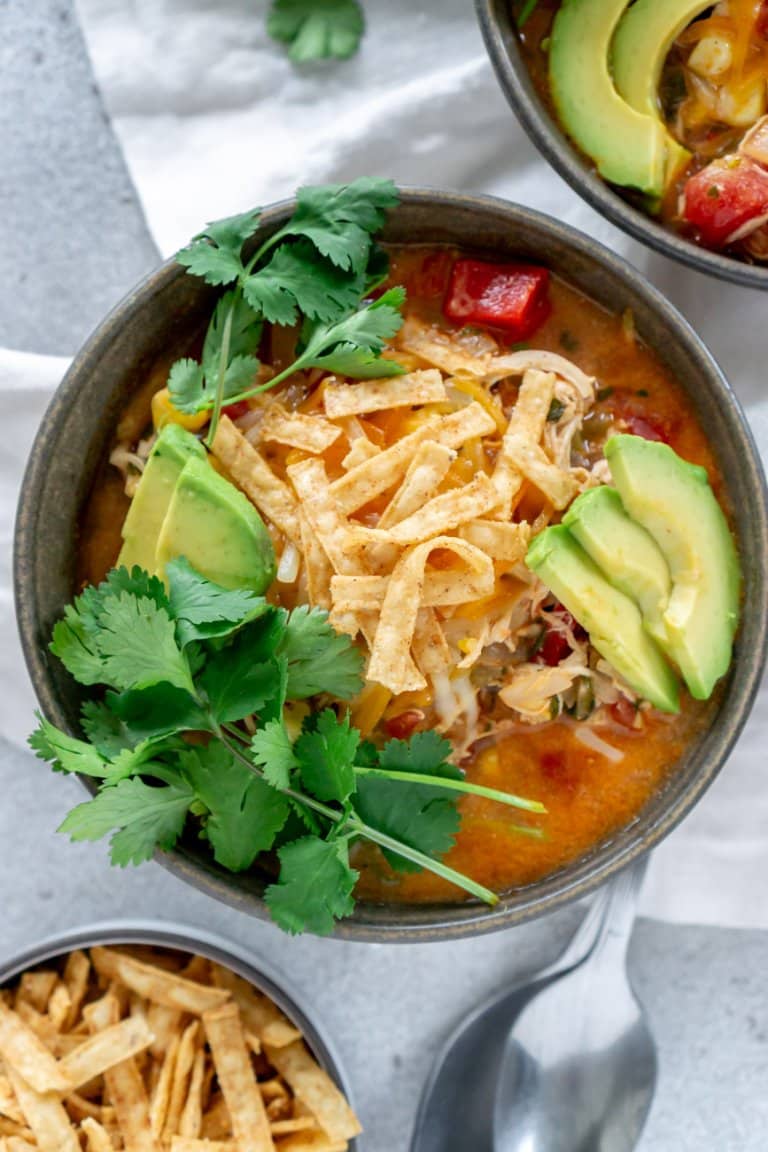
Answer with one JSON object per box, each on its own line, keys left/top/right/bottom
{"left": 544, "top": 855, "right": 648, "bottom": 977}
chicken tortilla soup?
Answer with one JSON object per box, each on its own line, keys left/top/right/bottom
{"left": 33, "top": 181, "right": 741, "bottom": 935}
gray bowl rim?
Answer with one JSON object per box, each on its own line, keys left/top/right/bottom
{"left": 14, "top": 186, "right": 768, "bottom": 943}
{"left": 476, "top": 0, "right": 768, "bottom": 291}
{"left": 0, "top": 918, "right": 359, "bottom": 1148}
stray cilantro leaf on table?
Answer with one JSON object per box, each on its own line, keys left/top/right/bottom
{"left": 267, "top": 0, "right": 364, "bottom": 63}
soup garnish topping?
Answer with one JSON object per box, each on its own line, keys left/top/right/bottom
{"left": 519, "top": 0, "right": 768, "bottom": 263}
{"left": 31, "top": 180, "right": 742, "bottom": 930}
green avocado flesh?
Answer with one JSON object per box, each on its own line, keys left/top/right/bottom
{"left": 155, "top": 456, "right": 276, "bottom": 593}
{"left": 612, "top": 0, "right": 712, "bottom": 183}
{"left": 549, "top": 0, "right": 668, "bottom": 196}
{"left": 605, "top": 435, "right": 741, "bottom": 701}
{"left": 118, "top": 424, "right": 206, "bottom": 573}
{"left": 526, "top": 526, "right": 680, "bottom": 713}
{"left": 563, "top": 485, "right": 671, "bottom": 644}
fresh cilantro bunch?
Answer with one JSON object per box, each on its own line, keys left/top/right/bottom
{"left": 30, "top": 562, "right": 544, "bottom": 935}
{"left": 167, "top": 178, "right": 405, "bottom": 446}
{"left": 268, "top": 0, "right": 364, "bottom": 63}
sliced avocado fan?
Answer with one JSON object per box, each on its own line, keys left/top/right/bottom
{"left": 605, "top": 435, "right": 741, "bottom": 701}
{"left": 526, "top": 525, "right": 680, "bottom": 713}
{"left": 612, "top": 0, "right": 713, "bottom": 186}
{"left": 549, "top": 0, "right": 687, "bottom": 198}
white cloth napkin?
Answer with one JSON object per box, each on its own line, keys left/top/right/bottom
{"left": 1, "top": 0, "right": 766, "bottom": 926}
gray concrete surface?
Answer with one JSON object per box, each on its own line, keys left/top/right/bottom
{"left": 3, "top": 2, "right": 768, "bottom": 1149}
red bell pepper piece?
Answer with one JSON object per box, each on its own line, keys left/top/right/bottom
{"left": 443, "top": 259, "right": 551, "bottom": 339}
{"left": 221, "top": 400, "right": 251, "bottom": 422}
{"left": 681, "top": 157, "right": 768, "bottom": 248}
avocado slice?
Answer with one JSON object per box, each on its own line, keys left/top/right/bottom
{"left": 605, "top": 435, "right": 741, "bottom": 700}
{"left": 612, "top": 0, "right": 711, "bottom": 184}
{"left": 526, "top": 525, "right": 680, "bottom": 713}
{"left": 550, "top": 0, "right": 669, "bottom": 197}
{"left": 563, "top": 485, "right": 671, "bottom": 644}
{"left": 118, "top": 424, "right": 206, "bottom": 573}
{"left": 155, "top": 456, "right": 276, "bottom": 593}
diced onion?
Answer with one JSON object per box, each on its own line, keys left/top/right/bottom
{"left": 277, "top": 542, "right": 301, "bottom": 584}
{"left": 574, "top": 727, "right": 624, "bottom": 764}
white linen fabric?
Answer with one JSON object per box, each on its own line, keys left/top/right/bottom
{"left": 1, "top": 0, "right": 766, "bottom": 926}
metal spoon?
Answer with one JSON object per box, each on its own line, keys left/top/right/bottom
{"left": 410, "top": 859, "right": 652, "bottom": 1152}
{"left": 494, "top": 858, "right": 655, "bottom": 1152}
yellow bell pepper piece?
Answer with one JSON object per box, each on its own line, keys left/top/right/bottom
{"left": 152, "top": 387, "right": 209, "bottom": 433}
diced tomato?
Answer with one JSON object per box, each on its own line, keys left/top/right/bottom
{"left": 682, "top": 157, "right": 768, "bottom": 248}
{"left": 222, "top": 400, "right": 251, "bottom": 421}
{"left": 534, "top": 629, "right": 570, "bottom": 667}
{"left": 758, "top": 0, "right": 768, "bottom": 37}
{"left": 385, "top": 710, "right": 425, "bottom": 740}
{"left": 622, "top": 415, "right": 669, "bottom": 443}
{"left": 610, "top": 697, "right": 637, "bottom": 730}
{"left": 443, "top": 259, "right": 551, "bottom": 339}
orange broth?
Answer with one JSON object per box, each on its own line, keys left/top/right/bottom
{"left": 79, "top": 245, "right": 716, "bottom": 904}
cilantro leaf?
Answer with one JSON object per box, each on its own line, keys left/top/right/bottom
{"left": 108, "top": 685, "right": 211, "bottom": 740}
{"left": 295, "top": 710, "right": 359, "bottom": 803}
{"left": 276, "top": 178, "right": 397, "bottom": 272}
{"left": 199, "top": 648, "right": 281, "bottom": 725}
{"left": 299, "top": 288, "right": 406, "bottom": 376}
{"left": 265, "top": 836, "right": 358, "bottom": 935}
{"left": 202, "top": 210, "right": 261, "bottom": 252}
{"left": 201, "top": 292, "right": 262, "bottom": 384}
{"left": 278, "top": 605, "right": 364, "bottom": 699}
{"left": 180, "top": 744, "right": 289, "bottom": 871}
{"left": 251, "top": 719, "right": 299, "bottom": 789}
{"left": 29, "top": 713, "right": 111, "bottom": 779}
{"left": 100, "top": 566, "right": 170, "bottom": 610}
{"left": 59, "top": 774, "right": 194, "bottom": 866}
{"left": 50, "top": 607, "right": 104, "bottom": 686}
{"left": 166, "top": 558, "right": 271, "bottom": 645}
{"left": 81, "top": 701, "right": 134, "bottom": 758}
{"left": 167, "top": 359, "right": 206, "bottom": 415}
{"left": 95, "top": 593, "right": 195, "bottom": 695}
{"left": 353, "top": 734, "right": 462, "bottom": 873}
{"left": 243, "top": 242, "right": 365, "bottom": 326}
{"left": 267, "top": 0, "right": 364, "bottom": 63}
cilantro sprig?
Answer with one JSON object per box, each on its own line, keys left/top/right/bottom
{"left": 31, "top": 561, "right": 546, "bottom": 936}
{"left": 267, "top": 0, "right": 365, "bottom": 63}
{"left": 167, "top": 179, "right": 405, "bottom": 447}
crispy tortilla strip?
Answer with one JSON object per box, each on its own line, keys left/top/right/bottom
{"left": 0, "top": 1077, "right": 24, "bottom": 1125}
{"left": 146, "top": 1005, "right": 185, "bottom": 1063}
{"left": 398, "top": 317, "right": 493, "bottom": 377}
{"left": 82, "top": 1117, "right": 117, "bottom": 1152}
{"left": 199, "top": 1096, "right": 229, "bottom": 1142}
{"left": 270, "top": 1136, "right": 347, "bottom": 1152}
{"left": 298, "top": 512, "right": 333, "bottom": 612}
{"left": 64, "top": 1093, "right": 115, "bottom": 1124}
{"left": 0, "top": 1002, "right": 71, "bottom": 1094}
{"left": 208, "top": 968, "right": 300, "bottom": 1050}
{"left": 0, "top": 1117, "right": 34, "bottom": 1141}
{"left": 259, "top": 406, "right": 341, "bottom": 454}
{"left": 84, "top": 995, "right": 161, "bottom": 1152}
{"left": 350, "top": 473, "right": 498, "bottom": 548}
{"left": 485, "top": 349, "right": 595, "bottom": 397}
{"left": 170, "top": 1141, "right": 235, "bottom": 1152}
{"left": 457, "top": 520, "right": 531, "bottom": 563}
{"left": 149, "top": 1034, "right": 179, "bottom": 1137}
{"left": 11, "top": 1002, "right": 58, "bottom": 1054}
{"left": 330, "top": 404, "right": 495, "bottom": 514}
{"left": 16, "top": 973, "right": 57, "bottom": 1016}
{"left": 367, "top": 537, "right": 492, "bottom": 694}
{"left": 264, "top": 1041, "right": 361, "bottom": 1143}
{"left": 412, "top": 608, "right": 453, "bottom": 681}
{"left": 323, "top": 369, "right": 446, "bottom": 418}
{"left": 331, "top": 556, "right": 493, "bottom": 611}
{"left": 59, "top": 1017, "right": 154, "bottom": 1090}
{"left": 5, "top": 1065, "right": 79, "bottom": 1152}
{"left": 178, "top": 1050, "right": 205, "bottom": 1140}
{"left": 47, "top": 984, "right": 71, "bottom": 1032}
{"left": 63, "top": 951, "right": 91, "bottom": 1031}
{"left": 489, "top": 369, "right": 554, "bottom": 518}
{"left": 377, "top": 441, "right": 455, "bottom": 529}
{"left": 202, "top": 1004, "right": 274, "bottom": 1152}
{"left": 162, "top": 1022, "right": 198, "bottom": 1141}
{"left": 269, "top": 1118, "right": 316, "bottom": 1135}
{"left": 90, "top": 950, "right": 229, "bottom": 1017}
{"left": 501, "top": 441, "right": 577, "bottom": 510}
{"left": 211, "top": 417, "right": 301, "bottom": 545}
{"left": 286, "top": 459, "right": 364, "bottom": 577}
{"left": 340, "top": 437, "right": 379, "bottom": 471}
